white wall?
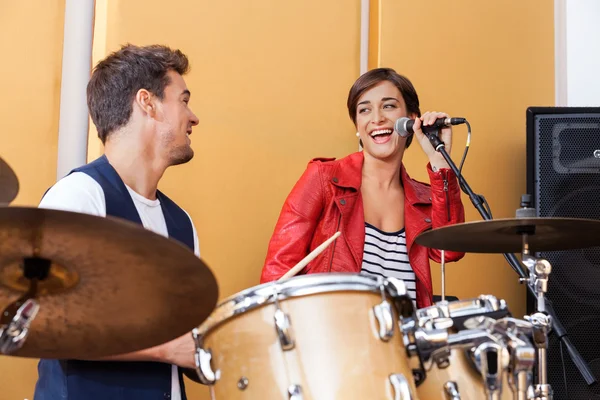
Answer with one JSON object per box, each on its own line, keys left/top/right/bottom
{"left": 560, "top": 0, "right": 600, "bottom": 106}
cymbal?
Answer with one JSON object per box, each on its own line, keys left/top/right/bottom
{"left": 0, "top": 207, "right": 218, "bottom": 359}
{"left": 0, "top": 158, "right": 19, "bottom": 204}
{"left": 415, "top": 217, "right": 600, "bottom": 253}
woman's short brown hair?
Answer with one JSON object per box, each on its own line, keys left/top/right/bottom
{"left": 347, "top": 68, "right": 420, "bottom": 148}
{"left": 87, "top": 44, "right": 190, "bottom": 143}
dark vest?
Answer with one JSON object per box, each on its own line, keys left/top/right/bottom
{"left": 34, "top": 155, "right": 194, "bottom": 400}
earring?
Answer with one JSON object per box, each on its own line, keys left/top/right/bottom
{"left": 356, "top": 132, "right": 360, "bottom": 137}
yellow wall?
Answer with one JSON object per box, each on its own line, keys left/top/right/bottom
{"left": 0, "top": 1, "right": 64, "bottom": 206}
{"left": 378, "top": 0, "right": 555, "bottom": 319}
{"left": 0, "top": 0, "right": 554, "bottom": 399}
{"left": 86, "top": 0, "right": 361, "bottom": 399}
{"left": 0, "top": 1, "right": 65, "bottom": 398}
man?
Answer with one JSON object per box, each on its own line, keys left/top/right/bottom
{"left": 34, "top": 44, "right": 201, "bottom": 400}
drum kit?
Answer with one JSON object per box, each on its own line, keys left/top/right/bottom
{"left": 2, "top": 152, "right": 600, "bottom": 400}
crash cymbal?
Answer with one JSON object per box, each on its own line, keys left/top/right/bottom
{"left": 0, "top": 158, "right": 19, "bottom": 205}
{"left": 415, "top": 217, "right": 600, "bottom": 253}
{"left": 0, "top": 207, "right": 218, "bottom": 359}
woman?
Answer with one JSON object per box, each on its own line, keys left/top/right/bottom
{"left": 260, "top": 68, "right": 465, "bottom": 308}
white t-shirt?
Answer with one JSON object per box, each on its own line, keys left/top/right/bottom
{"left": 39, "top": 171, "right": 200, "bottom": 400}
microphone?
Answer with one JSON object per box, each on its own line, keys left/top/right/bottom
{"left": 394, "top": 117, "right": 467, "bottom": 137}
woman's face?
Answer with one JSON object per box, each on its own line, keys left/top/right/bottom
{"left": 355, "top": 80, "right": 415, "bottom": 161}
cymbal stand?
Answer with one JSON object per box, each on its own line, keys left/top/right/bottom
{"left": 441, "top": 250, "right": 446, "bottom": 302}
{"left": 518, "top": 232, "right": 553, "bottom": 400}
{"left": 426, "top": 127, "right": 595, "bottom": 390}
{"left": 0, "top": 295, "right": 39, "bottom": 354}
{"left": 0, "top": 257, "right": 45, "bottom": 355}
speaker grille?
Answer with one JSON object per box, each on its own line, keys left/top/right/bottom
{"left": 530, "top": 111, "right": 600, "bottom": 398}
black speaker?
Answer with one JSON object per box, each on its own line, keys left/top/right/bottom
{"left": 526, "top": 106, "right": 600, "bottom": 399}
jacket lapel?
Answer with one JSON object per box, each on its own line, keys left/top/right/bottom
{"left": 401, "top": 165, "right": 433, "bottom": 254}
{"left": 330, "top": 152, "right": 364, "bottom": 268}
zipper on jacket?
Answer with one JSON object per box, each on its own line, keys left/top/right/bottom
{"left": 442, "top": 170, "right": 451, "bottom": 222}
{"left": 328, "top": 214, "right": 342, "bottom": 272}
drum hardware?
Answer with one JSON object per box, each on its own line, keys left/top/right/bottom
{"left": 422, "top": 125, "right": 597, "bottom": 393}
{"left": 402, "top": 321, "right": 497, "bottom": 376}
{"left": 0, "top": 206, "right": 218, "bottom": 359}
{"left": 402, "top": 294, "right": 511, "bottom": 390}
{"left": 0, "top": 258, "right": 44, "bottom": 354}
{"left": 441, "top": 249, "right": 446, "bottom": 301}
{"left": 416, "top": 194, "right": 600, "bottom": 398}
{"left": 472, "top": 341, "right": 510, "bottom": 399}
{"left": 504, "top": 330, "right": 536, "bottom": 400}
{"left": 401, "top": 320, "right": 510, "bottom": 398}
{"left": 386, "top": 276, "right": 415, "bottom": 319}
{"left": 415, "top": 295, "right": 508, "bottom": 332}
{"left": 445, "top": 328, "right": 502, "bottom": 353}
{"left": 191, "top": 327, "right": 220, "bottom": 385}
{"left": 453, "top": 314, "right": 537, "bottom": 400}
{"left": 516, "top": 204, "right": 553, "bottom": 400}
{"left": 411, "top": 327, "right": 452, "bottom": 370}
{"left": 274, "top": 307, "right": 295, "bottom": 350}
{"left": 374, "top": 283, "right": 395, "bottom": 341}
{"left": 443, "top": 381, "right": 460, "bottom": 400}
{"left": 417, "top": 215, "right": 560, "bottom": 399}
{"left": 287, "top": 384, "right": 303, "bottom": 400}
{"left": 415, "top": 302, "right": 453, "bottom": 331}
{"left": 519, "top": 231, "right": 552, "bottom": 314}
{"left": 450, "top": 328, "right": 517, "bottom": 400}
{"left": 0, "top": 297, "right": 39, "bottom": 354}
{"left": 463, "top": 316, "right": 533, "bottom": 336}
{"left": 389, "top": 373, "right": 414, "bottom": 400}
{"left": 462, "top": 315, "right": 537, "bottom": 400}
{"left": 526, "top": 313, "right": 553, "bottom": 400}
{"left": 404, "top": 297, "right": 538, "bottom": 400}
{"left": 236, "top": 376, "right": 249, "bottom": 391}
{"left": 272, "top": 286, "right": 295, "bottom": 350}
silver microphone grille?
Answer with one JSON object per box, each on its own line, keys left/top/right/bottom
{"left": 394, "top": 117, "right": 412, "bottom": 138}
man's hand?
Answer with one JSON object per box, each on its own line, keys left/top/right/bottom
{"left": 161, "top": 332, "right": 196, "bottom": 369}
{"left": 92, "top": 331, "right": 196, "bottom": 369}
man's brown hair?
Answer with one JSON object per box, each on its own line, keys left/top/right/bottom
{"left": 87, "top": 44, "right": 190, "bottom": 143}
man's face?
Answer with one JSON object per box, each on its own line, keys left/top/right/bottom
{"left": 154, "top": 70, "right": 199, "bottom": 166}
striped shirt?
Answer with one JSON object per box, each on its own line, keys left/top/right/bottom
{"left": 360, "top": 223, "right": 417, "bottom": 301}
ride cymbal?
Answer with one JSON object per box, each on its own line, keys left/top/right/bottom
{"left": 415, "top": 217, "right": 600, "bottom": 253}
{"left": 0, "top": 207, "right": 218, "bottom": 359}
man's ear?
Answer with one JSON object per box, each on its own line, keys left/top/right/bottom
{"left": 134, "top": 89, "right": 156, "bottom": 117}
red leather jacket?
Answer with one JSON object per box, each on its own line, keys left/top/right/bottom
{"left": 260, "top": 151, "right": 465, "bottom": 308}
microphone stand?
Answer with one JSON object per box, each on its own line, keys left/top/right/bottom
{"left": 424, "top": 130, "right": 597, "bottom": 390}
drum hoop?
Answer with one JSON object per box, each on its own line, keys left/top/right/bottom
{"left": 196, "top": 273, "right": 408, "bottom": 336}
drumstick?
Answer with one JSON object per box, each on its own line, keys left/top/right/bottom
{"left": 278, "top": 231, "right": 341, "bottom": 281}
